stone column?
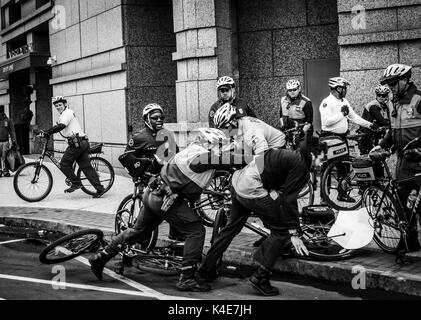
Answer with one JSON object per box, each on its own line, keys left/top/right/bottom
{"left": 172, "top": 0, "right": 236, "bottom": 131}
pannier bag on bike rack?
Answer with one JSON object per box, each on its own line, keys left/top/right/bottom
{"left": 118, "top": 151, "right": 151, "bottom": 179}
{"left": 351, "top": 155, "right": 383, "bottom": 182}
{"left": 319, "top": 136, "right": 348, "bottom": 160}
{"left": 302, "top": 205, "right": 336, "bottom": 224}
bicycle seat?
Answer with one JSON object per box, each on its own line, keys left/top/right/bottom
{"left": 369, "top": 150, "right": 391, "bottom": 162}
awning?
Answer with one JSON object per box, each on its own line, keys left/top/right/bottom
{"left": 0, "top": 52, "right": 50, "bottom": 79}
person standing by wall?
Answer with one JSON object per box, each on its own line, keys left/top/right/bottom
{"left": 0, "top": 105, "right": 17, "bottom": 177}
{"left": 14, "top": 98, "right": 33, "bottom": 155}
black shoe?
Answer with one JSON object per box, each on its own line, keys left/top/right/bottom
{"left": 92, "top": 187, "right": 106, "bottom": 198}
{"left": 249, "top": 275, "right": 279, "bottom": 296}
{"left": 89, "top": 252, "right": 109, "bottom": 280}
{"left": 3, "top": 172, "right": 10, "bottom": 177}
{"left": 253, "top": 236, "right": 266, "bottom": 247}
{"left": 196, "top": 269, "right": 218, "bottom": 283}
{"left": 64, "top": 184, "right": 82, "bottom": 193}
{"left": 337, "top": 194, "right": 356, "bottom": 203}
{"left": 176, "top": 276, "right": 211, "bottom": 292}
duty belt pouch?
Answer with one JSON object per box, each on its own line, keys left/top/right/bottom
{"left": 160, "top": 183, "right": 178, "bottom": 213}
{"left": 68, "top": 133, "right": 81, "bottom": 148}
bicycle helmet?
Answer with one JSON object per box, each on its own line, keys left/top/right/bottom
{"left": 374, "top": 85, "right": 390, "bottom": 95}
{"left": 217, "top": 76, "right": 235, "bottom": 89}
{"left": 52, "top": 96, "right": 67, "bottom": 105}
{"left": 328, "top": 77, "right": 350, "bottom": 89}
{"left": 197, "top": 128, "right": 227, "bottom": 145}
{"left": 142, "top": 103, "right": 163, "bottom": 119}
{"left": 380, "top": 64, "right": 412, "bottom": 85}
{"left": 213, "top": 103, "right": 237, "bottom": 129}
{"left": 286, "top": 79, "right": 301, "bottom": 90}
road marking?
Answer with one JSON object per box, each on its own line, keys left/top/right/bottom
{"left": 0, "top": 274, "right": 177, "bottom": 298}
{"left": 52, "top": 246, "right": 195, "bottom": 300}
{"left": 0, "top": 239, "right": 26, "bottom": 245}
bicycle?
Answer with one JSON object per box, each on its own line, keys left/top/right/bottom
{"left": 319, "top": 128, "right": 386, "bottom": 211}
{"left": 361, "top": 137, "right": 421, "bottom": 261}
{"left": 13, "top": 131, "right": 115, "bottom": 202}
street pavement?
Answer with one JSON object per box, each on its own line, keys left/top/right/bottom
{"left": 1, "top": 157, "right": 421, "bottom": 298}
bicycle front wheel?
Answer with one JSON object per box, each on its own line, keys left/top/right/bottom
{"left": 13, "top": 162, "right": 53, "bottom": 202}
{"left": 301, "top": 223, "right": 357, "bottom": 261}
{"left": 362, "top": 185, "right": 402, "bottom": 253}
{"left": 298, "top": 179, "right": 314, "bottom": 214}
{"left": 321, "top": 156, "right": 362, "bottom": 211}
{"left": 132, "top": 254, "right": 181, "bottom": 276}
{"left": 39, "top": 229, "right": 104, "bottom": 264}
{"left": 78, "top": 156, "right": 115, "bottom": 196}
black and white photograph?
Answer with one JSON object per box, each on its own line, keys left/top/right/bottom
{"left": 0, "top": 0, "right": 420, "bottom": 311}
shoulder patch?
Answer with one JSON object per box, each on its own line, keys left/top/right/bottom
{"left": 209, "top": 110, "right": 215, "bottom": 118}
{"left": 128, "top": 138, "right": 134, "bottom": 147}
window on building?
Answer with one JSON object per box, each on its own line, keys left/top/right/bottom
{"left": 9, "top": 2, "right": 21, "bottom": 25}
{"left": 36, "top": 0, "right": 50, "bottom": 9}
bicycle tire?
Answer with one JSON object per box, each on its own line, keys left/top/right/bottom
{"left": 78, "top": 156, "right": 115, "bottom": 196}
{"left": 132, "top": 254, "right": 181, "bottom": 276}
{"left": 298, "top": 179, "right": 315, "bottom": 214}
{"left": 115, "top": 194, "right": 158, "bottom": 251}
{"left": 39, "top": 229, "right": 104, "bottom": 264}
{"left": 321, "top": 156, "right": 362, "bottom": 211}
{"left": 301, "top": 223, "right": 357, "bottom": 261}
{"left": 195, "top": 170, "right": 231, "bottom": 227}
{"left": 362, "top": 185, "right": 402, "bottom": 253}
{"left": 13, "top": 162, "right": 53, "bottom": 202}
{"left": 211, "top": 208, "right": 227, "bottom": 274}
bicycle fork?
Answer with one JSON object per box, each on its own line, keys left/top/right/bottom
{"left": 32, "top": 158, "right": 44, "bottom": 183}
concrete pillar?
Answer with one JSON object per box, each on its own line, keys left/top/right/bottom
{"left": 172, "top": 0, "right": 237, "bottom": 126}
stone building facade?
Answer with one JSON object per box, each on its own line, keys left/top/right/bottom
{"left": 0, "top": 0, "right": 419, "bottom": 168}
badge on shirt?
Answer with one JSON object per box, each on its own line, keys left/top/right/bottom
{"left": 238, "top": 108, "right": 244, "bottom": 114}
{"left": 209, "top": 110, "right": 215, "bottom": 118}
{"left": 128, "top": 138, "right": 134, "bottom": 147}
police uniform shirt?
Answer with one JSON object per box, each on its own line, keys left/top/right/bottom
{"left": 59, "top": 108, "right": 85, "bottom": 138}
{"left": 236, "top": 116, "right": 286, "bottom": 154}
{"left": 319, "top": 93, "right": 371, "bottom": 134}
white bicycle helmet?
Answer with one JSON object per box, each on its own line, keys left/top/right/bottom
{"left": 286, "top": 79, "right": 301, "bottom": 90}
{"left": 380, "top": 64, "right": 412, "bottom": 85}
{"left": 197, "top": 128, "right": 227, "bottom": 145}
{"left": 328, "top": 77, "right": 350, "bottom": 89}
{"left": 217, "top": 76, "right": 235, "bottom": 89}
{"left": 142, "top": 103, "right": 163, "bottom": 119}
{"left": 374, "top": 85, "right": 390, "bottom": 95}
{"left": 213, "top": 103, "right": 237, "bottom": 129}
{"left": 52, "top": 96, "right": 67, "bottom": 105}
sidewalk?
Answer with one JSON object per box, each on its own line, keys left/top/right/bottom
{"left": 1, "top": 158, "right": 421, "bottom": 297}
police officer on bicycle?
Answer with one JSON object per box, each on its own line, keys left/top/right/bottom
{"left": 40, "top": 96, "right": 105, "bottom": 197}
{"left": 371, "top": 64, "right": 421, "bottom": 252}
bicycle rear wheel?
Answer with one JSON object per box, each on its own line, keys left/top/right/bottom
{"left": 362, "top": 185, "right": 402, "bottom": 253}
{"left": 115, "top": 194, "right": 158, "bottom": 252}
{"left": 195, "top": 170, "right": 231, "bottom": 227}
{"left": 39, "top": 229, "right": 104, "bottom": 264}
{"left": 321, "top": 156, "right": 362, "bottom": 211}
{"left": 132, "top": 254, "right": 181, "bottom": 276}
{"left": 301, "top": 223, "right": 357, "bottom": 261}
{"left": 13, "top": 162, "right": 53, "bottom": 202}
{"left": 298, "top": 179, "right": 314, "bottom": 214}
{"left": 78, "top": 156, "right": 115, "bottom": 196}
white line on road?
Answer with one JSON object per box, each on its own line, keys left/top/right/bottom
{"left": 0, "top": 274, "right": 173, "bottom": 298}
{"left": 53, "top": 246, "right": 195, "bottom": 300}
{"left": 0, "top": 239, "right": 26, "bottom": 245}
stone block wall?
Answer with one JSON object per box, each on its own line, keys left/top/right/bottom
{"left": 236, "top": 0, "right": 340, "bottom": 128}
{"left": 338, "top": 0, "right": 421, "bottom": 119}
{"left": 123, "top": 0, "right": 177, "bottom": 133}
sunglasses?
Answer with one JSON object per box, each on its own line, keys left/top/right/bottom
{"left": 287, "top": 88, "right": 298, "bottom": 92}
{"left": 377, "top": 94, "right": 388, "bottom": 98}
{"left": 149, "top": 115, "right": 165, "bottom": 121}
{"left": 219, "top": 88, "right": 231, "bottom": 93}
{"left": 387, "top": 80, "right": 399, "bottom": 88}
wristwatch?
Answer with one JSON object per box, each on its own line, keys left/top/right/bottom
{"left": 288, "top": 229, "right": 300, "bottom": 237}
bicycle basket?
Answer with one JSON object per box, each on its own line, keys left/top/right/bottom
{"left": 118, "top": 152, "right": 151, "bottom": 178}
{"left": 319, "top": 136, "right": 348, "bottom": 160}
{"left": 351, "top": 155, "right": 383, "bottom": 181}
{"left": 89, "top": 143, "right": 103, "bottom": 154}
{"left": 301, "top": 205, "right": 335, "bottom": 224}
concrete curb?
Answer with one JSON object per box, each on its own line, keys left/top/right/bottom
{"left": 2, "top": 215, "right": 421, "bottom": 297}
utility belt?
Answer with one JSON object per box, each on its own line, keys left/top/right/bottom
{"left": 148, "top": 175, "right": 179, "bottom": 213}
{"left": 67, "top": 133, "right": 88, "bottom": 148}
